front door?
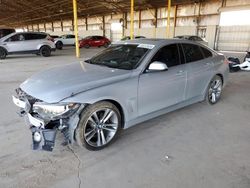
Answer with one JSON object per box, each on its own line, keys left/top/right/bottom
{"left": 138, "top": 44, "right": 187, "bottom": 116}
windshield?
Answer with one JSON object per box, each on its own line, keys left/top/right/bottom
{"left": 85, "top": 44, "right": 150, "bottom": 70}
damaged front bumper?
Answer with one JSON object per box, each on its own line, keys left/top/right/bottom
{"left": 12, "top": 94, "right": 84, "bottom": 152}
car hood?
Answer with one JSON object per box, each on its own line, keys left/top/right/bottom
{"left": 20, "top": 62, "right": 132, "bottom": 103}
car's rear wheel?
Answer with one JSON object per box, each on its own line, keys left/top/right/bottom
{"left": 0, "top": 47, "right": 7, "bottom": 59}
{"left": 40, "top": 46, "right": 51, "bottom": 57}
{"left": 104, "top": 42, "right": 109, "bottom": 48}
{"left": 56, "top": 41, "right": 63, "bottom": 50}
{"left": 76, "top": 101, "right": 121, "bottom": 150}
{"left": 84, "top": 44, "right": 90, "bottom": 48}
{"left": 207, "top": 75, "right": 222, "bottom": 104}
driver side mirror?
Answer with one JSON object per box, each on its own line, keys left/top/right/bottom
{"left": 147, "top": 61, "right": 168, "bottom": 72}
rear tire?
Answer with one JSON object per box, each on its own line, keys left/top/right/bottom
{"left": 104, "top": 42, "right": 109, "bottom": 48}
{"left": 0, "top": 47, "right": 7, "bottom": 59}
{"left": 40, "top": 46, "right": 51, "bottom": 57}
{"left": 56, "top": 41, "right": 63, "bottom": 50}
{"left": 206, "top": 75, "right": 222, "bottom": 105}
{"left": 76, "top": 101, "right": 121, "bottom": 150}
{"left": 84, "top": 44, "right": 90, "bottom": 49}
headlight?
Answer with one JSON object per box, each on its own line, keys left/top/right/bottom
{"left": 33, "top": 102, "right": 80, "bottom": 120}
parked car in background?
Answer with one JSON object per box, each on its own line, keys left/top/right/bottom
{"left": 175, "top": 35, "right": 208, "bottom": 46}
{"left": 12, "top": 39, "right": 228, "bottom": 151}
{"left": 0, "top": 28, "right": 15, "bottom": 38}
{"left": 54, "top": 34, "right": 82, "bottom": 50}
{"left": 0, "top": 32, "right": 55, "bottom": 59}
{"left": 121, "top": 36, "right": 146, "bottom": 40}
{"left": 79, "top": 36, "right": 111, "bottom": 48}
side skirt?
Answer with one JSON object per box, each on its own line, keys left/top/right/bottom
{"left": 124, "top": 95, "right": 204, "bottom": 129}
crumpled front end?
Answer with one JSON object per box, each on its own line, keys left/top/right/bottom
{"left": 12, "top": 88, "right": 84, "bottom": 151}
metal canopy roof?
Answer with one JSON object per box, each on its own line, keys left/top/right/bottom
{"left": 0, "top": 0, "right": 202, "bottom": 27}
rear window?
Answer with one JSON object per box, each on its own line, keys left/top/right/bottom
{"left": 25, "top": 33, "right": 47, "bottom": 40}
{"left": 201, "top": 47, "right": 213, "bottom": 58}
{"left": 182, "top": 43, "right": 204, "bottom": 63}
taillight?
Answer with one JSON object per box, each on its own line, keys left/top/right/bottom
{"left": 47, "top": 36, "right": 54, "bottom": 42}
{"left": 224, "top": 58, "right": 229, "bottom": 64}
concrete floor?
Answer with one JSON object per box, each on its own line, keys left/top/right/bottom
{"left": 0, "top": 47, "right": 249, "bottom": 188}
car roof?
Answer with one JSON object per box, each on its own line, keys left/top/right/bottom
{"left": 114, "top": 38, "right": 194, "bottom": 46}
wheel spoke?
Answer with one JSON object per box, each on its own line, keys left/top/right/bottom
{"left": 88, "top": 117, "right": 97, "bottom": 126}
{"left": 211, "top": 93, "right": 216, "bottom": 103}
{"left": 103, "top": 110, "right": 114, "bottom": 123}
{"left": 100, "top": 130, "right": 106, "bottom": 145}
{"left": 97, "top": 130, "right": 101, "bottom": 146}
{"left": 100, "top": 109, "right": 110, "bottom": 123}
{"left": 213, "top": 80, "right": 221, "bottom": 89}
{"left": 102, "top": 126, "right": 116, "bottom": 132}
{"left": 92, "top": 112, "right": 100, "bottom": 124}
{"left": 85, "top": 129, "right": 96, "bottom": 142}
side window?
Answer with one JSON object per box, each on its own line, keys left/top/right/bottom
{"left": 67, "top": 35, "right": 75, "bottom": 39}
{"left": 200, "top": 47, "right": 213, "bottom": 58}
{"left": 151, "top": 44, "right": 180, "bottom": 68}
{"left": 96, "top": 36, "right": 103, "bottom": 40}
{"left": 182, "top": 43, "right": 204, "bottom": 63}
{"left": 6, "top": 34, "right": 24, "bottom": 42}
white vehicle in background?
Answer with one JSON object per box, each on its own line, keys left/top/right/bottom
{"left": 0, "top": 32, "right": 56, "bottom": 59}
{"left": 175, "top": 35, "right": 208, "bottom": 46}
{"left": 54, "top": 34, "right": 82, "bottom": 50}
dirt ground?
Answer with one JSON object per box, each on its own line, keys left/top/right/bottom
{"left": 0, "top": 47, "right": 249, "bottom": 188}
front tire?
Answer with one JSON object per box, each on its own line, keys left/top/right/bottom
{"left": 206, "top": 75, "right": 222, "bottom": 104}
{"left": 56, "top": 41, "right": 63, "bottom": 50}
{"left": 40, "top": 46, "right": 51, "bottom": 57}
{"left": 0, "top": 47, "right": 7, "bottom": 59}
{"left": 76, "top": 101, "right": 121, "bottom": 150}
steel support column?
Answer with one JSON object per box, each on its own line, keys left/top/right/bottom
{"left": 73, "top": 0, "right": 80, "bottom": 58}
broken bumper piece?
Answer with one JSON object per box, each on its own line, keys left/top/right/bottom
{"left": 31, "top": 128, "right": 57, "bottom": 151}
{"left": 12, "top": 94, "right": 85, "bottom": 152}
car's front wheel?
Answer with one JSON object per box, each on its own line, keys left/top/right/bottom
{"left": 76, "top": 101, "right": 121, "bottom": 150}
{"left": 40, "top": 46, "right": 51, "bottom": 57}
{"left": 207, "top": 75, "right": 222, "bottom": 104}
{"left": 0, "top": 47, "right": 7, "bottom": 59}
{"left": 56, "top": 41, "right": 63, "bottom": 50}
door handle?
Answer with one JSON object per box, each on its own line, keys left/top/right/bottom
{"left": 204, "top": 62, "right": 211, "bottom": 66}
{"left": 2, "top": 43, "right": 7, "bottom": 45}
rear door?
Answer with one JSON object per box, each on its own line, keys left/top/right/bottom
{"left": 138, "top": 44, "right": 187, "bottom": 116}
{"left": 181, "top": 43, "right": 214, "bottom": 100}
{"left": 22, "top": 33, "right": 45, "bottom": 51}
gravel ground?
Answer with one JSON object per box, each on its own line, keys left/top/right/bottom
{"left": 0, "top": 47, "right": 249, "bottom": 188}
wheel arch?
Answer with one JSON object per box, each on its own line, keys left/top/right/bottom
{"left": 0, "top": 46, "right": 8, "bottom": 54}
{"left": 56, "top": 40, "right": 63, "bottom": 45}
{"left": 99, "top": 99, "right": 125, "bottom": 129}
{"left": 215, "top": 73, "right": 224, "bottom": 86}
{"left": 38, "top": 44, "right": 51, "bottom": 50}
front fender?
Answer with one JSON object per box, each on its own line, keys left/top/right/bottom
{"left": 60, "top": 76, "right": 139, "bottom": 125}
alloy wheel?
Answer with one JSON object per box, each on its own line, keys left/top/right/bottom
{"left": 84, "top": 108, "right": 119, "bottom": 147}
{"left": 208, "top": 78, "right": 222, "bottom": 104}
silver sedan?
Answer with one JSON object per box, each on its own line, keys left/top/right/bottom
{"left": 12, "top": 39, "right": 229, "bottom": 151}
